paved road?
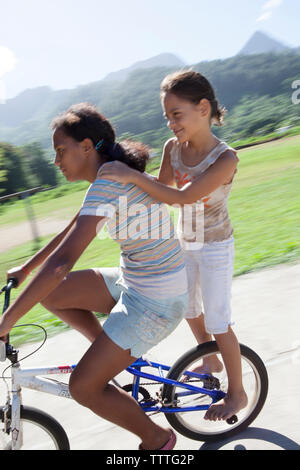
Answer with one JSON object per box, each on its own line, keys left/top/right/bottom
{"left": 0, "top": 218, "right": 67, "bottom": 253}
{"left": 1, "top": 262, "right": 300, "bottom": 450}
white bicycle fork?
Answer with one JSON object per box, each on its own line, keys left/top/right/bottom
{"left": 3, "top": 361, "right": 123, "bottom": 450}
{"left": 6, "top": 363, "right": 72, "bottom": 450}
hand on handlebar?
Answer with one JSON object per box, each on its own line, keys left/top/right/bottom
{"left": 0, "top": 316, "right": 12, "bottom": 341}
{"left": 0, "top": 278, "right": 18, "bottom": 341}
{"left": 0, "top": 334, "right": 8, "bottom": 343}
{"left": 6, "top": 266, "right": 26, "bottom": 287}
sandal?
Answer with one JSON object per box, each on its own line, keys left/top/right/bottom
{"left": 139, "top": 429, "right": 177, "bottom": 450}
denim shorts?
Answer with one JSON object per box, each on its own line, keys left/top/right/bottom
{"left": 99, "top": 267, "right": 188, "bottom": 358}
{"left": 183, "top": 236, "right": 235, "bottom": 334}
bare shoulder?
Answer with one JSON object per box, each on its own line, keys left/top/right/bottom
{"left": 220, "top": 149, "right": 239, "bottom": 163}
{"left": 163, "top": 137, "right": 177, "bottom": 155}
{"left": 215, "top": 149, "right": 239, "bottom": 171}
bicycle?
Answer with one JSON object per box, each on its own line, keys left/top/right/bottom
{"left": 0, "top": 278, "right": 268, "bottom": 450}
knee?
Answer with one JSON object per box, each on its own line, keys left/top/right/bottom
{"left": 69, "top": 372, "right": 88, "bottom": 406}
{"left": 41, "top": 289, "right": 62, "bottom": 311}
{"left": 41, "top": 278, "right": 67, "bottom": 310}
{"left": 69, "top": 371, "right": 107, "bottom": 410}
{"left": 40, "top": 294, "right": 53, "bottom": 310}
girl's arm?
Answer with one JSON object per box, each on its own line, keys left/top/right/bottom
{"left": 7, "top": 210, "right": 81, "bottom": 286}
{"left": 157, "top": 139, "right": 176, "bottom": 186}
{"left": 100, "top": 149, "right": 238, "bottom": 206}
{"left": 0, "top": 214, "right": 105, "bottom": 337}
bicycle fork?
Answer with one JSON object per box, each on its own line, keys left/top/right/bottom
{"left": 4, "top": 363, "right": 23, "bottom": 450}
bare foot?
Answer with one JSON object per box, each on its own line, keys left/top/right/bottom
{"left": 204, "top": 390, "right": 248, "bottom": 421}
{"left": 191, "top": 356, "right": 224, "bottom": 375}
{"left": 183, "top": 357, "right": 223, "bottom": 382}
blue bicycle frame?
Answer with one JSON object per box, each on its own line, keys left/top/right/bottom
{"left": 126, "top": 358, "right": 226, "bottom": 413}
{"left": 1, "top": 280, "right": 225, "bottom": 417}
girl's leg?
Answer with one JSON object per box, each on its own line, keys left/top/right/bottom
{"left": 196, "top": 238, "right": 247, "bottom": 419}
{"left": 183, "top": 251, "right": 222, "bottom": 373}
{"left": 186, "top": 315, "right": 223, "bottom": 373}
{"left": 41, "top": 269, "right": 116, "bottom": 342}
{"left": 69, "top": 330, "right": 173, "bottom": 450}
{"left": 204, "top": 326, "right": 248, "bottom": 421}
{"left": 186, "top": 314, "right": 211, "bottom": 343}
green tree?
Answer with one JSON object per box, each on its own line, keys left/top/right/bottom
{"left": 0, "top": 143, "right": 29, "bottom": 196}
{"left": 20, "top": 143, "right": 57, "bottom": 188}
{"left": 0, "top": 148, "right": 7, "bottom": 194}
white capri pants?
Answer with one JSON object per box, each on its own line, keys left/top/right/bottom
{"left": 183, "top": 236, "right": 235, "bottom": 335}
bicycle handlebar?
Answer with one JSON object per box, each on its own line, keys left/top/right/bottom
{"left": 0, "top": 277, "right": 18, "bottom": 359}
{"left": 6, "top": 277, "right": 19, "bottom": 290}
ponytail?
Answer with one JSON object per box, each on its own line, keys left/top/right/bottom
{"left": 99, "top": 139, "right": 149, "bottom": 172}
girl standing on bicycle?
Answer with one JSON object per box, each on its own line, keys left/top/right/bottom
{"left": 0, "top": 102, "right": 188, "bottom": 450}
{"left": 99, "top": 70, "right": 248, "bottom": 422}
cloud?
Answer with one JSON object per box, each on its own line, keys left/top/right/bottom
{"left": 256, "top": 0, "right": 283, "bottom": 22}
{"left": 262, "top": 0, "right": 283, "bottom": 10}
{"left": 0, "top": 46, "right": 17, "bottom": 79}
{"left": 257, "top": 11, "right": 272, "bottom": 22}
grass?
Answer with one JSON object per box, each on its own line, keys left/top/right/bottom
{"left": 228, "top": 135, "right": 300, "bottom": 273}
{"left": 0, "top": 235, "right": 121, "bottom": 346}
{"left": 1, "top": 135, "right": 300, "bottom": 346}
{"left": 228, "top": 125, "right": 300, "bottom": 149}
{"left": 0, "top": 181, "right": 90, "bottom": 226}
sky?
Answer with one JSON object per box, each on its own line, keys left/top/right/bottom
{"left": 0, "top": 0, "right": 299, "bottom": 101}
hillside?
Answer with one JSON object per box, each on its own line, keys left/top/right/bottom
{"left": 103, "top": 52, "right": 185, "bottom": 82}
{"left": 0, "top": 49, "right": 300, "bottom": 155}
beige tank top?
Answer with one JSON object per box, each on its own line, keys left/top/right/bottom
{"left": 170, "top": 140, "right": 238, "bottom": 248}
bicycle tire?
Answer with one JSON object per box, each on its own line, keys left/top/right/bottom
{"left": 0, "top": 405, "right": 70, "bottom": 450}
{"left": 162, "top": 341, "right": 268, "bottom": 442}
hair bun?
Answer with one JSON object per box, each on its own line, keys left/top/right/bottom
{"left": 107, "top": 142, "right": 123, "bottom": 159}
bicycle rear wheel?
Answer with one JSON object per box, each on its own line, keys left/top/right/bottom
{"left": 162, "top": 341, "right": 268, "bottom": 442}
{"left": 0, "top": 405, "right": 70, "bottom": 450}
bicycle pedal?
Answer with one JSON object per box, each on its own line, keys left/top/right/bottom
{"left": 226, "top": 415, "right": 238, "bottom": 425}
{"left": 202, "top": 375, "right": 220, "bottom": 390}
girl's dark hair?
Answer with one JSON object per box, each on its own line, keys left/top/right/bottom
{"left": 51, "top": 103, "right": 149, "bottom": 172}
{"left": 160, "top": 70, "right": 226, "bottom": 126}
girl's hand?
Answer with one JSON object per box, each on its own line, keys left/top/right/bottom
{"left": 99, "top": 161, "right": 137, "bottom": 184}
{"left": 0, "top": 315, "right": 13, "bottom": 341}
{"left": 7, "top": 265, "right": 28, "bottom": 287}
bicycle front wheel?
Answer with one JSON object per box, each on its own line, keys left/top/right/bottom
{"left": 0, "top": 405, "right": 70, "bottom": 450}
{"left": 162, "top": 341, "right": 268, "bottom": 442}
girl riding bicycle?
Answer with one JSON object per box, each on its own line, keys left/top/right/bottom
{"left": 0, "top": 103, "right": 188, "bottom": 450}
{"left": 99, "top": 70, "right": 248, "bottom": 422}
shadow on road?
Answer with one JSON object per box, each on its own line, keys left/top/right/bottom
{"left": 199, "top": 427, "right": 300, "bottom": 450}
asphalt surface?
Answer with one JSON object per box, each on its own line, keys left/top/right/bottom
{"left": 1, "top": 261, "right": 300, "bottom": 451}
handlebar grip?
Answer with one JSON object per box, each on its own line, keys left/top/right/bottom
{"left": 7, "top": 277, "right": 19, "bottom": 289}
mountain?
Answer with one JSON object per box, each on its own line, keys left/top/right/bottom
{"left": 0, "top": 86, "right": 55, "bottom": 128}
{"left": 238, "top": 31, "right": 291, "bottom": 56}
{"left": 1, "top": 49, "right": 300, "bottom": 153}
{"left": 0, "top": 52, "right": 185, "bottom": 132}
{"left": 103, "top": 53, "right": 185, "bottom": 82}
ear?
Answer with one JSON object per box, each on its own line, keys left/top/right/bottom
{"left": 81, "top": 138, "right": 94, "bottom": 154}
{"left": 197, "top": 98, "right": 211, "bottom": 118}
